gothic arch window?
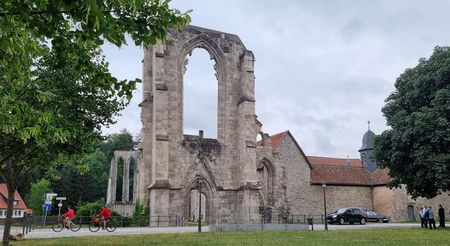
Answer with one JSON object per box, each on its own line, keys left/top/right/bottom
{"left": 183, "top": 48, "right": 218, "bottom": 138}
{"left": 257, "top": 158, "right": 275, "bottom": 206}
{"left": 115, "top": 157, "right": 124, "bottom": 201}
{"left": 176, "top": 34, "right": 227, "bottom": 141}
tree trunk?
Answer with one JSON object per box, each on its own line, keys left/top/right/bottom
{"left": 2, "top": 160, "right": 17, "bottom": 246}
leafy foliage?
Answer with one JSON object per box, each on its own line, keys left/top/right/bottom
{"left": 24, "top": 179, "right": 52, "bottom": 216}
{"left": 0, "top": 0, "right": 190, "bottom": 244}
{"left": 375, "top": 46, "right": 450, "bottom": 198}
{"left": 76, "top": 200, "right": 104, "bottom": 218}
{"left": 131, "top": 200, "right": 150, "bottom": 226}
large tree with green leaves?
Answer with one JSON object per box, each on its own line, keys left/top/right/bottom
{"left": 0, "top": 1, "right": 189, "bottom": 244}
{"left": 375, "top": 46, "right": 450, "bottom": 199}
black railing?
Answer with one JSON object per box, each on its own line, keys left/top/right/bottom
{"left": 2, "top": 214, "right": 185, "bottom": 236}
{"left": 260, "top": 214, "right": 325, "bottom": 224}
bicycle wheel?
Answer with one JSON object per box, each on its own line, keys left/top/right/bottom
{"left": 70, "top": 222, "right": 81, "bottom": 232}
{"left": 106, "top": 222, "right": 116, "bottom": 232}
{"left": 52, "top": 222, "right": 64, "bottom": 232}
{"left": 88, "top": 222, "right": 100, "bottom": 232}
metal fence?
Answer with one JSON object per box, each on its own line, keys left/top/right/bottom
{"left": 0, "top": 214, "right": 185, "bottom": 236}
{"left": 1, "top": 213, "right": 324, "bottom": 236}
{"left": 260, "top": 214, "right": 326, "bottom": 224}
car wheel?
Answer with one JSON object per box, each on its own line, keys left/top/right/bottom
{"left": 339, "top": 218, "right": 345, "bottom": 225}
{"left": 378, "top": 218, "right": 383, "bottom": 223}
{"left": 360, "top": 218, "right": 366, "bottom": 225}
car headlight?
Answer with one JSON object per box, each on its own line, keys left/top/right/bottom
{"left": 332, "top": 215, "right": 337, "bottom": 218}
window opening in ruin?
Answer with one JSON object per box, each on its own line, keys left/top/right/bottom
{"left": 183, "top": 48, "right": 218, "bottom": 138}
{"left": 115, "top": 157, "right": 124, "bottom": 201}
{"left": 129, "top": 157, "right": 136, "bottom": 201}
{"left": 189, "top": 189, "right": 207, "bottom": 223}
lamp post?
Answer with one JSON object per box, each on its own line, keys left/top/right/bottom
{"left": 322, "top": 183, "right": 328, "bottom": 231}
{"left": 196, "top": 174, "right": 203, "bottom": 233}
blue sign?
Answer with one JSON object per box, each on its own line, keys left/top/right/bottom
{"left": 43, "top": 204, "right": 52, "bottom": 212}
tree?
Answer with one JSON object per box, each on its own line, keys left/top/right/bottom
{"left": 375, "top": 46, "right": 450, "bottom": 199}
{"left": 25, "top": 179, "right": 52, "bottom": 216}
{"left": 0, "top": 1, "right": 190, "bottom": 244}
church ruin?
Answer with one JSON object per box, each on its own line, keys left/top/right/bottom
{"left": 106, "top": 25, "right": 450, "bottom": 224}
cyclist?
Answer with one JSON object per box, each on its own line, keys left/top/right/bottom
{"left": 98, "top": 205, "right": 111, "bottom": 230}
{"left": 62, "top": 206, "right": 75, "bottom": 229}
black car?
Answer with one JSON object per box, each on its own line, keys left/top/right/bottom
{"left": 365, "top": 211, "right": 390, "bottom": 223}
{"left": 327, "top": 207, "right": 367, "bottom": 225}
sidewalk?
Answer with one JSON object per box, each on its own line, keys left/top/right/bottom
{"left": 17, "top": 226, "right": 208, "bottom": 239}
{"left": 2, "top": 223, "right": 422, "bottom": 240}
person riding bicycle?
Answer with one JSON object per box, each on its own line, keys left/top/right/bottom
{"left": 62, "top": 206, "right": 75, "bottom": 229}
{"left": 98, "top": 205, "right": 111, "bottom": 230}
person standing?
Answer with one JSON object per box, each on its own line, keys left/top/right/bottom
{"left": 419, "top": 206, "right": 426, "bottom": 228}
{"left": 423, "top": 205, "right": 429, "bottom": 228}
{"left": 427, "top": 206, "right": 436, "bottom": 230}
{"left": 438, "top": 204, "right": 445, "bottom": 228}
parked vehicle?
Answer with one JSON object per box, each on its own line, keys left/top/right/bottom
{"left": 327, "top": 207, "right": 367, "bottom": 225}
{"left": 365, "top": 211, "right": 390, "bottom": 223}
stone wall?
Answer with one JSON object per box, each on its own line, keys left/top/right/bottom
{"left": 374, "top": 186, "right": 450, "bottom": 222}
{"left": 141, "top": 26, "right": 260, "bottom": 224}
{"left": 273, "top": 132, "right": 372, "bottom": 216}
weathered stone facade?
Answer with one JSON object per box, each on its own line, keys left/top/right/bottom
{"left": 106, "top": 25, "right": 449, "bottom": 223}
{"left": 139, "top": 25, "right": 259, "bottom": 224}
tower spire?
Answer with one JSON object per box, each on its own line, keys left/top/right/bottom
{"left": 368, "top": 120, "right": 371, "bottom": 131}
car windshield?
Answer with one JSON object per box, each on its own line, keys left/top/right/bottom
{"left": 336, "top": 208, "right": 348, "bottom": 214}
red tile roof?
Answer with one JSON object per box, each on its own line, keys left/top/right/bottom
{"left": 310, "top": 164, "right": 391, "bottom": 186}
{"left": 256, "top": 131, "right": 391, "bottom": 186}
{"left": 256, "top": 131, "right": 288, "bottom": 149}
{"left": 0, "top": 183, "right": 28, "bottom": 209}
{"left": 307, "top": 156, "right": 362, "bottom": 167}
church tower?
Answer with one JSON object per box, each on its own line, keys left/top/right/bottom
{"left": 359, "top": 121, "right": 378, "bottom": 173}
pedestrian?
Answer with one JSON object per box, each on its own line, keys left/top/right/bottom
{"left": 419, "top": 206, "right": 426, "bottom": 228}
{"left": 423, "top": 205, "right": 429, "bottom": 228}
{"left": 427, "top": 206, "right": 436, "bottom": 230}
{"left": 438, "top": 204, "right": 445, "bottom": 228}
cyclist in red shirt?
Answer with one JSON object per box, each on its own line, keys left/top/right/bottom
{"left": 62, "top": 206, "right": 75, "bottom": 228}
{"left": 98, "top": 205, "right": 111, "bottom": 230}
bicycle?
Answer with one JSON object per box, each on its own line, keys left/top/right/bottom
{"left": 52, "top": 216, "right": 81, "bottom": 232}
{"left": 89, "top": 215, "right": 117, "bottom": 232}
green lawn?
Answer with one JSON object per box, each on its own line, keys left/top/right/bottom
{"left": 10, "top": 228, "right": 450, "bottom": 246}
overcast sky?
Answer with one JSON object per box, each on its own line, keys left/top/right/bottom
{"left": 101, "top": 0, "right": 450, "bottom": 158}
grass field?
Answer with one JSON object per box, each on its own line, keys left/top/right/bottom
{"left": 9, "top": 228, "right": 450, "bottom": 246}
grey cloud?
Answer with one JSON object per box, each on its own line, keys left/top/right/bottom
{"left": 103, "top": 0, "right": 450, "bottom": 158}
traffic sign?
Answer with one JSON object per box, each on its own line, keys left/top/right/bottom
{"left": 56, "top": 197, "right": 66, "bottom": 201}
{"left": 43, "top": 204, "right": 52, "bottom": 212}
{"left": 44, "top": 200, "right": 52, "bottom": 205}
{"left": 45, "top": 193, "right": 57, "bottom": 201}
{"left": 58, "top": 203, "right": 63, "bottom": 207}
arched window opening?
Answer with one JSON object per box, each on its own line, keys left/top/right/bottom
{"left": 129, "top": 157, "right": 136, "bottom": 201}
{"left": 183, "top": 48, "right": 218, "bottom": 138}
{"left": 115, "top": 157, "right": 124, "bottom": 202}
{"left": 257, "top": 159, "right": 274, "bottom": 206}
{"left": 189, "top": 189, "right": 207, "bottom": 223}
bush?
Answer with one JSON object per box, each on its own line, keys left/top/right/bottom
{"left": 75, "top": 201, "right": 103, "bottom": 217}
{"left": 131, "top": 201, "right": 150, "bottom": 227}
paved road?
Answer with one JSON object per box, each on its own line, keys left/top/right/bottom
{"left": 2, "top": 223, "right": 421, "bottom": 240}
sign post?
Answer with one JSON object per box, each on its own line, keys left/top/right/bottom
{"left": 56, "top": 197, "right": 66, "bottom": 218}
{"left": 42, "top": 192, "right": 56, "bottom": 226}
